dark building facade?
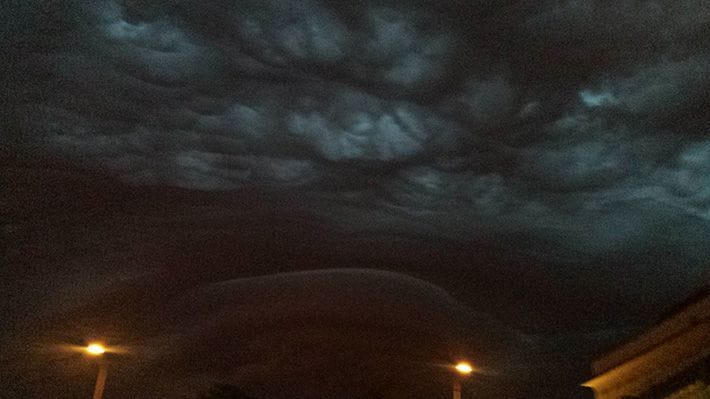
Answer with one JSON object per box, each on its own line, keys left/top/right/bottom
{"left": 583, "top": 288, "right": 710, "bottom": 399}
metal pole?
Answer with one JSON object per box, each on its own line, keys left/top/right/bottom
{"left": 453, "top": 379, "right": 461, "bottom": 399}
{"left": 92, "top": 363, "right": 108, "bottom": 399}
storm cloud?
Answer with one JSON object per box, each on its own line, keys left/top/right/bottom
{"left": 2, "top": 0, "right": 709, "bottom": 398}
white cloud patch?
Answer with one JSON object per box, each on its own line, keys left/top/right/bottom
{"left": 588, "top": 56, "right": 709, "bottom": 114}
{"left": 579, "top": 90, "right": 617, "bottom": 107}
{"left": 657, "top": 141, "right": 710, "bottom": 220}
{"left": 168, "top": 151, "right": 318, "bottom": 190}
{"left": 519, "top": 112, "right": 654, "bottom": 190}
{"left": 196, "top": 83, "right": 461, "bottom": 162}
{"left": 363, "top": 7, "right": 452, "bottom": 88}
{"left": 386, "top": 167, "right": 522, "bottom": 221}
{"left": 230, "top": 2, "right": 453, "bottom": 88}
{"left": 287, "top": 104, "right": 439, "bottom": 161}
{"left": 95, "top": 1, "right": 208, "bottom": 83}
{"left": 235, "top": 0, "right": 349, "bottom": 64}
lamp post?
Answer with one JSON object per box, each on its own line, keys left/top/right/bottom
{"left": 85, "top": 343, "right": 108, "bottom": 399}
{"left": 452, "top": 361, "right": 473, "bottom": 399}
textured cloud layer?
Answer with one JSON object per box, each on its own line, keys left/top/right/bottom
{"left": 2, "top": 0, "right": 709, "bottom": 398}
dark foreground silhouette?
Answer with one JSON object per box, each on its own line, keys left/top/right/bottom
{"left": 197, "top": 384, "right": 258, "bottom": 399}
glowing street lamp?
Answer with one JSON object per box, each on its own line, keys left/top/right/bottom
{"left": 452, "top": 361, "right": 474, "bottom": 399}
{"left": 85, "top": 343, "right": 109, "bottom": 399}
{"left": 454, "top": 362, "right": 473, "bottom": 375}
{"left": 85, "top": 343, "right": 106, "bottom": 356}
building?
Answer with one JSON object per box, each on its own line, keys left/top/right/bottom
{"left": 583, "top": 287, "right": 710, "bottom": 399}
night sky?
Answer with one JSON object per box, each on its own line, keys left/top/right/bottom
{"left": 2, "top": 1, "right": 709, "bottom": 398}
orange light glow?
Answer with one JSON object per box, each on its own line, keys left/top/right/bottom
{"left": 454, "top": 361, "right": 474, "bottom": 375}
{"left": 86, "top": 343, "right": 106, "bottom": 356}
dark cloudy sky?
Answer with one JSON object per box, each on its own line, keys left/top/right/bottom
{"left": 2, "top": 0, "right": 709, "bottom": 398}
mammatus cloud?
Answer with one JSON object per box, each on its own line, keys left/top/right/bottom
{"left": 2, "top": 0, "right": 709, "bottom": 397}
{"left": 6, "top": 0, "right": 710, "bottom": 324}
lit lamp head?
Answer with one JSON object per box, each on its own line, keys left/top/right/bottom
{"left": 85, "top": 343, "right": 107, "bottom": 356}
{"left": 454, "top": 361, "right": 474, "bottom": 376}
